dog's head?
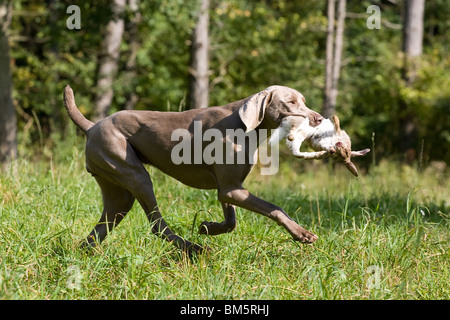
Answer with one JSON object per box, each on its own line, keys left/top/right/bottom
{"left": 238, "top": 86, "right": 323, "bottom": 133}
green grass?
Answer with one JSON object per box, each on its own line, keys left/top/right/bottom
{"left": 0, "top": 144, "right": 448, "bottom": 300}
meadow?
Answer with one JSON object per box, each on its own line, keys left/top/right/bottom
{"left": 0, "top": 138, "right": 448, "bottom": 300}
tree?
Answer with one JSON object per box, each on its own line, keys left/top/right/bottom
{"left": 402, "top": 0, "right": 425, "bottom": 84}
{"left": 189, "top": 0, "right": 210, "bottom": 109}
{"left": 123, "top": 0, "right": 141, "bottom": 110}
{"left": 400, "top": 0, "right": 425, "bottom": 160}
{"left": 322, "top": 0, "right": 346, "bottom": 119}
{"left": 93, "top": 0, "right": 126, "bottom": 121}
{"left": 0, "top": 0, "right": 17, "bottom": 165}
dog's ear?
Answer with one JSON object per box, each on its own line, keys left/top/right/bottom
{"left": 332, "top": 115, "right": 341, "bottom": 134}
{"left": 239, "top": 90, "right": 273, "bottom": 133}
{"left": 351, "top": 148, "right": 370, "bottom": 157}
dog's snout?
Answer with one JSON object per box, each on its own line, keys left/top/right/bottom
{"left": 308, "top": 112, "right": 324, "bottom": 127}
{"left": 314, "top": 114, "right": 324, "bottom": 126}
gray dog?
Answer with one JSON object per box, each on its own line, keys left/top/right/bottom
{"left": 64, "top": 85, "right": 366, "bottom": 253}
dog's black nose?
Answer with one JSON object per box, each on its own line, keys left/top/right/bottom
{"left": 309, "top": 112, "right": 324, "bottom": 127}
{"left": 315, "top": 114, "right": 324, "bottom": 125}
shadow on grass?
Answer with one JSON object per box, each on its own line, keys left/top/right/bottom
{"left": 256, "top": 188, "right": 449, "bottom": 233}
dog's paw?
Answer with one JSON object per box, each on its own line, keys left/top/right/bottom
{"left": 291, "top": 227, "right": 318, "bottom": 244}
{"left": 185, "top": 242, "right": 211, "bottom": 255}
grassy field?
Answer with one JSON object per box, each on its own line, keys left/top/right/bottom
{"left": 0, "top": 141, "right": 448, "bottom": 300}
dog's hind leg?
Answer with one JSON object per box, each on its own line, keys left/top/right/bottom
{"left": 85, "top": 134, "right": 205, "bottom": 254}
{"left": 198, "top": 202, "right": 236, "bottom": 235}
{"left": 100, "top": 164, "right": 204, "bottom": 254}
{"left": 134, "top": 178, "right": 205, "bottom": 254}
{"left": 84, "top": 176, "right": 135, "bottom": 247}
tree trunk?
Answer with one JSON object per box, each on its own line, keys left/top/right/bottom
{"left": 322, "top": 0, "right": 346, "bottom": 119}
{"left": 402, "top": 0, "right": 424, "bottom": 84}
{"left": 323, "top": 0, "right": 335, "bottom": 118}
{"left": 93, "top": 0, "right": 126, "bottom": 121}
{"left": 0, "top": 1, "right": 17, "bottom": 165}
{"left": 189, "top": 0, "right": 210, "bottom": 109}
{"left": 124, "top": 0, "right": 141, "bottom": 110}
{"left": 331, "top": 0, "right": 346, "bottom": 109}
{"left": 400, "top": 0, "right": 425, "bottom": 161}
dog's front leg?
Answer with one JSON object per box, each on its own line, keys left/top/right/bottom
{"left": 218, "top": 187, "right": 318, "bottom": 243}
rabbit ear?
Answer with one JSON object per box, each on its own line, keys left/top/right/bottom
{"left": 346, "top": 161, "right": 359, "bottom": 177}
{"left": 351, "top": 148, "right": 370, "bottom": 157}
{"left": 332, "top": 115, "right": 341, "bottom": 133}
{"left": 238, "top": 90, "right": 273, "bottom": 133}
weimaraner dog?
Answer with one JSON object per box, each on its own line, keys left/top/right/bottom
{"left": 64, "top": 85, "right": 347, "bottom": 253}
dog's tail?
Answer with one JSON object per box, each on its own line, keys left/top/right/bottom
{"left": 63, "top": 85, "right": 94, "bottom": 134}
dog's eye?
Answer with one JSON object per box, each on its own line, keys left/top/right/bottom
{"left": 288, "top": 100, "right": 296, "bottom": 105}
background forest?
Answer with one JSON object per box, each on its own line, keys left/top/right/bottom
{"left": 1, "top": 0, "right": 449, "bottom": 165}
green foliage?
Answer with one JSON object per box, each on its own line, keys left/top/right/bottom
{"left": 8, "top": 0, "right": 450, "bottom": 163}
{"left": 209, "top": 0, "right": 327, "bottom": 106}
